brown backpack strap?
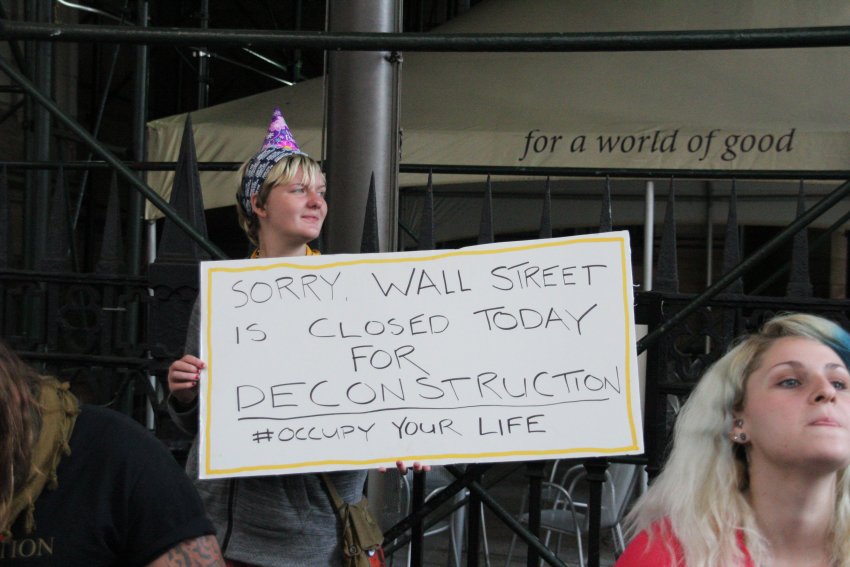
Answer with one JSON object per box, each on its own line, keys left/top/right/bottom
{"left": 321, "top": 473, "right": 345, "bottom": 516}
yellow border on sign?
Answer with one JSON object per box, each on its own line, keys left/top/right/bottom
{"left": 203, "top": 235, "right": 639, "bottom": 476}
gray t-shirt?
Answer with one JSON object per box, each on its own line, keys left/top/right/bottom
{"left": 168, "top": 299, "right": 368, "bottom": 566}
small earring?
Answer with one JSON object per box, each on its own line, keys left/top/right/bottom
{"left": 734, "top": 418, "right": 743, "bottom": 428}
{"left": 733, "top": 432, "right": 748, "bottom": 443}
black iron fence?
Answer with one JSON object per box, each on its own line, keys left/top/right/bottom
{"left": 3, "top": 159, "right": 849, "bottom": 566}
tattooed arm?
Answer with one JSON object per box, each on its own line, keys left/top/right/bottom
{"left": 146, "top": 535, "right": 225, "bottom": 567}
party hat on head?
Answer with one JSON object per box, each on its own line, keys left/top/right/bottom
{"left": 261, "top": 107, "right": 301, "bottom": 153}
{"left": 240, "top": 107, "right": 308, "bottom": 218}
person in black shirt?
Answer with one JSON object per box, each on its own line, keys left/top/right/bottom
{"left": 0, "top": 339, "right": 223, "bottom": 567}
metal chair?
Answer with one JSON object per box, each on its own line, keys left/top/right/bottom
{"left": 504, "top": 461, "right": 640, "bottom": 567}
{"left": 370, "top": 466, "right": 491, "bottom": 567}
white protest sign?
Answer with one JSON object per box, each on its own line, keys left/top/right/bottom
{"left": 198, "top": 231, "right": 642, "bottom": 479}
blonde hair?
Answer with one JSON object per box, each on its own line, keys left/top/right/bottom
{"left": 0, "top": 341, "right": 42, "bottom": 531}
{"left": 625, "top": 312, "right": 850, "bottom": 567}
{"left": 235, "top": 153, "right": 325, "bottom": 247}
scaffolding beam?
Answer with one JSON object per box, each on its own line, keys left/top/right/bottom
{"left": 2, "top": 21, "right": 850, "bottom": 51}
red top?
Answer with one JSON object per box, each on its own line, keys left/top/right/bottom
{"left": 615, "top": 522, "right": 755, "bottom": 567}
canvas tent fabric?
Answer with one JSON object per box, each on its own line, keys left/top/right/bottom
{"left": 145, "top": 0, "right": 850, "bottom": 222}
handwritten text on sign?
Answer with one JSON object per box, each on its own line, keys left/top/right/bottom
{"left": 199, "top": 232, "right": 642, "bottom": 479}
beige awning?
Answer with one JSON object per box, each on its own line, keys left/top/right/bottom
{"left": 146, "top": 0, "right": 850, "bottom": 221}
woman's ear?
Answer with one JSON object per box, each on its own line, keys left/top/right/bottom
{"left": 730, "top": 416, "right": 748, "bottom": 444}
{"left": 251, "top": 193, "right": 266, "bottom": 218}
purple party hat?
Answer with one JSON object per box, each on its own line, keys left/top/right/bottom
{"left": 261, "top": 107, "right": 301, "bottom": 153}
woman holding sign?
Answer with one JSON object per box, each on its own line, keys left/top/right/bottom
{"left": 616, "top": 313, "right": 850, "bottom": 567}
{"left": 167, "top": 109, "right": 385, "bottom": 567}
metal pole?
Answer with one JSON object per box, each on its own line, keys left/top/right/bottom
{"left": 584, "top": 460, "right": 608, "bottom": 567}
{"left": 130, "top": 0, "right": 149, "bottom": 275}
{"left": 146, "top": 221, "right": 157, "bottom": 265}
{"left": 325, "top": 4, "right": 402, "bottom": 561}
{"left": 325, "top": 0, "right": 400, "bottom": 254}
{"left": 22, "top": 0, "right": 36, "bottom": 267}
{"left": 704, "top": 182, "right": 714, "bottom": 353}
{"left": 4, "top": 160, "right": 850, "bottom": 182}
{"left": 704, "top": 182, "right": 714, "bottom": 289}
{"left": 410, "top": 470, "right": 425, "bottom": 567}
{"left": 398, "top": 164, "right": 850, "bottom": 180}
{"left": 525, "top": 461, "right": 544, "bottom": 567}
{"left": 466, "top": 465, "right": 481, "bottom": 567}
{"left": 131, "top": 0, "right": 153, "bottom": 429}
{"left": 643, "top": 181, "right": 654, "bottom": 291}
{"left": 4, "top": 21, "right": 850, "bottom": 51}
{"left": 291, "top": 0, "right": 303, "bottom": 83}
{"left": 30, "top": 0, "right": 52, "bottom": 267}
{"left": 196, "top": 0, "right": 210, "bottom": 108}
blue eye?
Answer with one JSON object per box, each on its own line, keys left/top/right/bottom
{"left": 778, "top": 378, "right": 801, "bottom": 388}
{"left": 832, "top": 380, "right": 848, "bottom": 390}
